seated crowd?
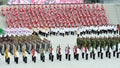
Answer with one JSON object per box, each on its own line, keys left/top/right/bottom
{"left": 1, "top": 4, "right": 108, "bottom": 29}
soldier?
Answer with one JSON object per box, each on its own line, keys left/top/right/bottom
{"left": 91, "top": 39, "right": 96, "bottom": 60}
{"left": 112, "top": 44, "right": 116, "bottom": 57}
{"left": 100, "top": 47, "right": 104, "bottom": 59}
{"left": 56, "top": 45, "right": 62, "bottom": 61}
{"left": 97, "top": 45, "right": 101, "bottom": 58}
{"left": 40, "top": 48, "right": 45, "bottom": 62}
{"left": 85, "top": 47, "right": 89, "bottom": 60}
{"left": 1, "top": 42, "right": 4, "bottom": 55}
{"left": 89, "top": 46, "right": 93, "bottom": 58}
{"left": 117, "top": 41, "right": 120, "bottom": 58}
{"left": 81, "top": 45, "right": 85, "bottom": 59}
{"left": 32, "top": 48, "right": 37, "bottom": 63}
{"left": 14, "top": 47, "right": 19, "bottom": 64}
{"left": 108, "top": 47, "right": 112, "bottom": 58}
{"left": 49, "top": 47, "right": 54, "bottom": 62}
{"left": 105, "top": 45, "right": 109, "bottom": 57}
{"left": 73, "top": 45, "right": 77, "bottom": 59}
{"left": 5, "top": 47, "right": 11, "bottom": 64}
{"left": 23, "top": 49, "right": 28, "bottom": 63}
{"left": 65, "top": 46, "right": 71, "bottom": 61}
{"left": 73, "top": 45, "right": 79, "bottom": 60}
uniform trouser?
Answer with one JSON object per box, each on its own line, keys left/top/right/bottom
{"left": 106, "top": 51, "right": 108, "bottom": 57}
{"left": 98, "top": 52, "right": 100, "bottom": 57}
{"left": 77, "top": 34, "right": 79, "bottom": 37}
{"left": 57, "top": 54, "right": 62, "bottom": 61}
{"left": 86, "top": 30, "right": 90, "bottom": 34}
{"left": 53, "top": 32, "right": 57, "bottom": 36}
{"left": 90, "top": 52, "right": 92, "bottom": 58}
{"left": 71, "top": 31, "right": 74, "bottom": 35}
{"left": 33, "top": 57, "right": 36, "bottom": 63}
{"left": 60, "top": 33, "right": 64, "bottom": 37}
{"left": 75, "top": 54, "right": 79, "bottom": 60}
{"left": 23, "top": 57, "right": 27, "bottom": 63}
{"left": 80, "top": 32, "right": 82, "bottom": 36}
{"left": 116, "top": 30, "right": 118, "bottom": 34}
{"left": 82, "top": 31, "right": 85, "bottom": 35}
{"left": 65, "top": 32, "right": 69, "bottom": 35}
{"left": 15, "top": 57, "right": 18, "bottom": 64}
{"left": 40, "top": 55, "right": 45, "bottom": 62}
{"left": 117, "top": 52, "right": 119, "bottom": 58}
{"left": 93, "top": 53, "right": 95, "bottom": 60}
{"left": 97, "top": 31, "right": 100, "bottom": 35}
{"left": 74, "top": 53, "right": 76, "bottom": 59}
{"left": 108, "top": 52, "right": 111, "bottom": 58}
{"left": 82, "top": 53, "right": 84, "bottom": 59}
{"left": 49, "top": 54, "right": 54, "bottom": 62}
{"left": 69, "top": 54, "right": 71, "bottom": 61}
{"left": 119, "top": 31, "right": 120, "bottom": 35}
{"left": 86, "top": 53, "right": 88, "bottom": 60}
{"left": 65, "top": 54, "right": 67, "bottom": 59}
{"left": 101, "top": 53, "right": 103, "bottom": 59}
{"left": 14, "top": 56, "right": 15, "bottom": 62}
{"left": 113, "top": 51, "right": 116, "bottom": 57}
{"left": 32, "top": 56, "right": 33, "bottom": 61}
{"left": 65, "top": 54, "right": 71, "bottom": 61}
{"left": 6, "top": 58, "right": 10, "bottom": 64}
{"left": 114, "top": 31, "right": 117, "bottom": 34}
{"left": 45, "top": 33, "right": 48, "bottom": 37}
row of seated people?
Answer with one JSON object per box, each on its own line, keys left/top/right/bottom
{"left": 1, "top": 4, "right": 108, "bottom": 28}
{"left": 32, "top": 24, "right": 120, "bottom": 37}
{"left": 2, "top": 40, "right": 120, "bottom": 64}
{"left": 0, "top": 34, "right": 50, "bottom": 56}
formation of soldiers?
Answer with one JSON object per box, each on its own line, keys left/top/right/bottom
{"left": 1, "top": 41, "right": 120, "bottom": 64}
{"left": 77, "top": 36, "right": 120, "bottom": 60}
{"left": 0, "top": 34, "right": 51, "bottom": 64}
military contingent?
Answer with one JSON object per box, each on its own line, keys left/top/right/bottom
{"left": 77, "top": 35, "right": 120, "bottom": 60}
{"left": 0, "top": 24, "right": 120, "bottom": 64}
